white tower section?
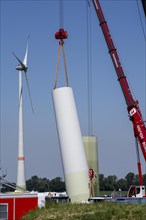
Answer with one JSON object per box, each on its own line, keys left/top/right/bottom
{"left": 16, "top": 70, "right": 26, "bottom": 190}
{"left": 52, "top": 87, "right": 89, "bottom": 202}
{"left": 13, "top": 39, "right": 30, "bottom": 191}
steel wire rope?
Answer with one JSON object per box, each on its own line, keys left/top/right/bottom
{"left": 136, "top": 0, "right": 146, "bottom": 117}
{"left": 86, "top": 1, "right": 95, "bottom": 194}
{"left": 59, "top": 0, "right": 64, "bottom": 29}
{"left": 136, "top": 0, "right": 146, "bottom": 118}
{"left": 86, "top": 0, "right": 91, "bottom": 171}
{"left": 54, "top": 44, "right": 61, "bottom": 89}
{"left": 86, "top": 0, "right": 93, "bottom": 137}
{"left": 136, "top": 0, "right": 146, "bottom": 41}
{"left": 54, "top": 0, "right": 69, "bottom": 89}
{"left": 136, "top": 0, "right": 146, "bottom": 175}
{"left": 61, "top": 43, "right": 69, "bottom": 87}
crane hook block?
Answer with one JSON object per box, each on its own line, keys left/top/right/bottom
{"left": 55, "top": 28, "right": 68, "bottom": 40}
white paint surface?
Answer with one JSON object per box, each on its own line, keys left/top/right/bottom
{"left": 52, "top": 87, "right": 89, "bottom": 202}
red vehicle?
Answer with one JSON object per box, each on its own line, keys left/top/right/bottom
{"left": 92, "top": 0, "right": 146, "bottom": 197}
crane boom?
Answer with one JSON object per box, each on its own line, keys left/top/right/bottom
{"left": 92, "top": 0, "right": 146, "bottom": 162}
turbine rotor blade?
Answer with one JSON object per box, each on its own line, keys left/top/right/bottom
{"left": 23, "top": 36, "right": 29, "bottom": 66}
{"left": 13, "top": 52, "right": 27, "bottom": 71}
{"left": 24, "top": 70, "right": 34, "bottom": 114}
{"left": 13, "top": 36, "right": 34, "bottom": 114}
{"left": 18, "top": 86, "right": 23, "bottom": 110}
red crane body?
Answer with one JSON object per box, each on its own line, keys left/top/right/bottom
{"left": 92, "top": 0, "right": 146, "bottom": 186}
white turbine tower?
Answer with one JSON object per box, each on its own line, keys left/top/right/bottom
{"left": 13, "top": 37, "right": 34, "bottom": 191}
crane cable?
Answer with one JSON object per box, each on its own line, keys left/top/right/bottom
{"left": 54, "top": 43, "right": 61, "bottom": 90}
{"left": 54, "top": 41, "right": 69, "bottom": 89}
{"left": 136, "top": 0, "right": 146, "bottom": 41}
{"left": 136, "top": 0, "right": 146, "bottom": 175}
{"left": 59, "top": 0, "right": 64, "bottom": 29}
{"left": 86, "top": 0, "right": 93, "bottom": 136}
{"left": 86, "top": 1, "right": 96, "bottom": 195}
{"left": 54, "top": 0, "right": 69, "bottom": 89}
{"left": 136, "top": 0, "right": 146, "bottom": 118}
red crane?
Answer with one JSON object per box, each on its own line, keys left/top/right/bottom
{"left": 92, "top": 0, "right": 146, "bottom": 196}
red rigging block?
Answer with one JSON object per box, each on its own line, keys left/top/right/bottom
{"left": 55, "top": 28, "right": 68, "bottom": 40}
{"left": 88, "top": 168, "right": 94, "bottom": 180}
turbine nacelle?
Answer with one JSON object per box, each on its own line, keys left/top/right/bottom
{"left": 16, "top": 64, "right": 28, "bottom": 72}
{"left": 13, "top": 36, "right": 29, "bottom": 73}
{"left": 13, "top": 52, "right": 28, "bottom": 73}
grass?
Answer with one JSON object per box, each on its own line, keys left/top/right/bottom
{"left": 22, "top": 202, "right": 146, "bottom": 220}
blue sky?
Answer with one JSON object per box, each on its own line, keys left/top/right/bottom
{"left": 1, "top": 0, "right": 146, "bottom": 183}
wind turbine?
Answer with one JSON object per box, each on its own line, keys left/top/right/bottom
{"left": 13, "top": 37, "right": 34, "bottom": 191}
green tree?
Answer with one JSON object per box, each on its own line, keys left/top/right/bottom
{"left": 133, "top": 174, "right": 140, "bottom": 186}
{"left": 143, "top": 174, "right": 146, "bottom": 186}
{"left": 104, "top": 175, "right": 117, "bottom": 191}
{"left": 38, "top": 178, "right": 50, "bottom": 192}
{"left": 26, "top": 176, "right": 66, "bottom": 192}
{"left": 26, "top": 175, "right": 39, "bottom": 191}
{"left": 116, "top": 178, "right": 127, "bottom": 191}
{"left": 26, "top": 176, "right": 50, "bottom": 192}
{"left": 99, "top": 174, "right": 105, "bottom": 191}
{"left": 50, "top": 177, "right": 66, "bottom": 192}
{"left": 125, "top": 172, "right": 135, "bottom": 189}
